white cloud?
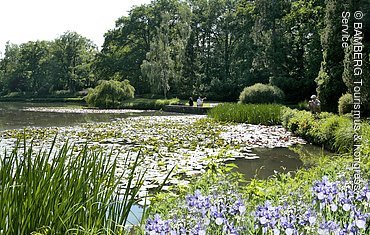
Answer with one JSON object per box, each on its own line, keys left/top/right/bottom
{"left": 0, "top": 0, "right": 151, "bottom": 54}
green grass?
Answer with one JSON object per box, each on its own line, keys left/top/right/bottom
{"left": 208, "top": 103, "right": 282, "bottom": 125}
{"left": 118, "top": 98, "right": 180, "bottom": 110}
{"left": 0, "top": 138, "right": 145, "bottom": 234}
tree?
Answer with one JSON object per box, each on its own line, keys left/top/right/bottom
{"left": 315, "top": 0, "right": 346, "bottom": 112}
{"left": 250, "top": 0, "right": 291, "bottom": 84}
{"left": 94, "top": 4, "right": 155, "bottom": 94}
{"left": 0, "top": 43, "right": 22, "bottom": 93}
{"left": 141, "top": 2, "right": 190, "bottom": 98}
{"left": 141, "top": 12, "right": 175, "bottom": 99}
{"left": 85, "top": 79, "right": 135, "bottom": 108}
{"left": 18, "top": 41, "right": 51, "bottom": 94}
{"left": 52, "top": 31, "right": 97, "bottom": 92}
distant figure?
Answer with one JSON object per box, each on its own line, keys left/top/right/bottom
{"left": 308, "top": 95, "right": 321, "bottom": 114}
{"left": 197, "top": 96, "right": 206, "bottom": 107}
{"left": 189, "top": 97, "right": 194, "bottom": 107}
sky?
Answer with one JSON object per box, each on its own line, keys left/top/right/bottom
{"left": 0, "top": 0, "right": 152, "bottom": 55}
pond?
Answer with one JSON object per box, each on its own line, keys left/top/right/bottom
{"left": 0, "top": 102, "right": 165, "bottom": 131}
{"left": 0, "top": 102, "right": 328, "bottom": 225}
{"left": 0, "top": 102, "right": 320, "bottom": 189}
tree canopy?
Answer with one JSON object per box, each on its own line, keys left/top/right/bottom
{"left": 0, "top": 0, "right": 369, "bottom": 113}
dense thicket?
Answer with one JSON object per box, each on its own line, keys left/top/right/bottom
{"left": 1, "top": 0, "right": 369, "bottom": 112}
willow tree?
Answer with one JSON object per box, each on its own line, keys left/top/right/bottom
{"left": 141, "top": 2, "right": 190, "bottom": 99}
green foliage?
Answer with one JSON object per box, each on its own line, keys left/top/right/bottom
{"left": 85, "top": 79, "right": 135, "bottom": 108}
{"left": 281, "top": 107, "right": 355, "bottom": 153}
{"left": 208, "top": 103, "right": 282, "bottom": 125}
{"left": 315, "top": 0, "right": 346, "bottom": 112}
{"left": 0, "top": 139, "right": 144, "bottom": 234}
{"left": 239, "top": 83, "right": 285, "bottom": 104}
{"left": 338, "top": 93, "right": 352, "bottom": 115}
{"left": 119, "top": 98, "right": 180, "bottom": 110}
{"left": 0, "top": 32, "right": 97, "bottom": 97}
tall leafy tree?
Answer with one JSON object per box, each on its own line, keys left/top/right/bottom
{"left": 17, "top": 41, "right": 51, "bottom": 94}
{"left": 271, "top": 0, "right": 324, "bottom": 102}
{"left": 94, "top": 4, "right": 155, "bottom": 94}
{"left": 315, "top": 0, "right": 346, "bottom": 112}
{"left": 0, "top": 43, "right": 22, "bottom": 93}
{"left": 52, "top": 31, "right": 97, "bottom": 92}
{"left": 250, "top": 0, "right": 290, "bottom": 84}
{"left": 141, "top": 1, "right": 190, "bottom": 98}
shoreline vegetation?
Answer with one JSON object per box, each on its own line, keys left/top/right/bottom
{"left": 0, "top": 102, "right": 369, "bottom": 234}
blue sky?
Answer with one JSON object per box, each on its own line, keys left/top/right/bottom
{"left": 0, "top": 0, "right": 151, "bottom": 55}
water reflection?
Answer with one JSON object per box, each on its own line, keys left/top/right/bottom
{"left": 0, "top": 102, "right": 161, "bottom": 131}
{"left": 229, "top": 144, "right": 331, "bottom": 180}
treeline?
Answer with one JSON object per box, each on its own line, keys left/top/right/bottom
{"left": 0, "top": 32, "right": 97, "bottom": 96}
{"left": 0, "top": 0, "right": 369, "bottom": 112}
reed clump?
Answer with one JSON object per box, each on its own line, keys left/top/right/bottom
{"left": 0, "top": 138, "right": 144, "bottom": 234}
{"left": 208, "top": 103, "right": 282, "bottom": 125}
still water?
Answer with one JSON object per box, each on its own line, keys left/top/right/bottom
{"left": 0, "top": 102, "right": 161, "bottom": 131}
{"left": 228, "top": 145, "right": 331, "bottom": 181}
{"left": 0, "top": 102, "right": 330, "bottom": 225}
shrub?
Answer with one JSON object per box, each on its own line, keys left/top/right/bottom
{"left": 239, "top": 83, "right": 285, "bottom": 104}
{"left": 338, "top": 93, "right": 352, "bottom": 115}
{"left": 85, "top": 80, "right": 135, "bottom": 108}
{"left": 208, "top": 103, "right": 282, "bottom": 125}
{"left": 281, "top": 107, "right": 358, "bottom": 153}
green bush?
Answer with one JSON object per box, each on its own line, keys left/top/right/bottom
{"left": 85, "top": 80, "right": 135, "bottom": 108}
{"left": 208, "top": 103, "right": 282, "bottom": 125}
{"left": 338, "top": 93, "right": 352, "bottom": 115}
{"left": 239, "top": 83, "right": 285, "bottom": 104}
{"left": 281, "top": 107, "right": 357, "bottom": 153}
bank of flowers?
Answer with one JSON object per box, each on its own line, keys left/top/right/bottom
{"left": 145, "top": 176, "right": 370, "bottom": 234}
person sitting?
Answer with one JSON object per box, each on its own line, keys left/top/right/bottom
{"left": 308, "top": 95, "right": 321, "bottom": 114}
{"left": 189, "top": 97, "right": 194, "bottom": 107}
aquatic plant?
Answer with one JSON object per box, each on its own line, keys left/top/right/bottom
{"left": 208, "top": 103, "right": 282, "bottom": 125}
{"left": 0, "top": 138, "right": 145, "bottom": 234}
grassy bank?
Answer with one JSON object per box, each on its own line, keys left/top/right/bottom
{"left": 281, "top": 107, "right": 370, "bottom": 153}
{"left": 209, "top": 103, "right": 370, "bottom": 154}
{"left": 117, "top": 98, "right": 180, "bottom": 110}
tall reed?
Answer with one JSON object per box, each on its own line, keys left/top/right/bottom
{"left": 208, "top": 103, "right": 282, "bottom": 125}
{"left": 0, "top": 138, "right": 144, "bottom": 234}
